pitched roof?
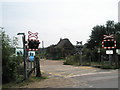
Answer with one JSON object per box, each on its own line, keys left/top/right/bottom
{"left": 55, "top": 38, "right": 74, "bottom": 49}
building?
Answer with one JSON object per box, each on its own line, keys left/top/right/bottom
{"left": 55, "top": 38, "right": 75, "bottom": 57}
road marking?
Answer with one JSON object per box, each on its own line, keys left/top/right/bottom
{"left": 41, "top": 69, "right": 117, "bottom": 79}
{"left": 78, "top": 66, "right": 97, "bottom": 69}
{"left": 66, "top": 72, "right": 113, "bottom": 78}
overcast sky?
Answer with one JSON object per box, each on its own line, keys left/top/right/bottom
{"left": 1, "top": 0, "right": 119, "bottom": 47}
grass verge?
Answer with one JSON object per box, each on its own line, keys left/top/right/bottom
{"left": 2, "top": 74, "right": 48, "bottom": 88}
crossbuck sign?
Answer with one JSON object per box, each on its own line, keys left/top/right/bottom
{"left": 103, "top": 34, "right": 114, "bottom": 39}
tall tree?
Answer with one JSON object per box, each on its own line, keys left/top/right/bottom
{"left": 106, "top": 20, "right": 115, "bottom": 35}
{"left": 86, "top": 20, "right": 120, "bottom": 49}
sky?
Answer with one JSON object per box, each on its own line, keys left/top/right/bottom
{"left": 1, "top": 0, "right": 120, "bottom": 48}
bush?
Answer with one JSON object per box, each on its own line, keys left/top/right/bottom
{"left": 2, "top": 56, "right": 20, "bottom": 83}
{"left": 1, "top": 31, "right": 21, "bottom": 83}
{"left": 64, "top": 54, "right": 80, "bottom": 65}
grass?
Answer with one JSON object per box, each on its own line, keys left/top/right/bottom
{"left": 64, "top": 60, "right": 120, "bottom": 69}
{"left": 101, "top": 65, "right": 119, "bottom": 69}
{"left": 2, "top": 74, "right": 48, "bottom": 88}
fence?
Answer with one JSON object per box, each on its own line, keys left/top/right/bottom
{"left": 17, "top": 56, "right": 41, "bottom": 81}
{"left": 64, "top": 53, "right": 120, "bottom": 69}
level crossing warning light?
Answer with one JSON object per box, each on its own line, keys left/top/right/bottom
{"left": 28, "top": 39, "right": 40, "bottom": 51}
{"left": 102, "top": 34, "right": 116, "bottom": 49}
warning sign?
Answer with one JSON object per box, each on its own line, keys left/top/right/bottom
{"left": 106, "top": 50, "right": 113, "bottom": 54}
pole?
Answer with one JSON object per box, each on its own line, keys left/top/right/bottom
{"left": 101, "top": 55, "right": 104, "bottom": 68}
{"left": 23, "top": 35, "right": 27, "bottom": 80}
{"left": 42, "top": 41, "right": 44, "bottom": 59}
{"left": 80, "top": 52, "right": 82, "bottom": 65}
{"left": 89, "top": 55, "right": 91, "bottom": 66}
{"left": 35, "top": 56, "right": 41, "bottom": 77}
{"left": 109, "top": 54, "right": 112, "bottom": 66}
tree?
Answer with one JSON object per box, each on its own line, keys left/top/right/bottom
{"left": 12, "top": 36, "right": 19, "bottom": 48}
{"left": 85, "top": 20, "right": 120, "bottom": 64}
{"left": 114, "top": 22, "right": 120, "bottom": 49}
{"left": 86, "top": 25, "right": 106, "bottom": 49}
{"left": 106, "top": 20, "right": 115, "bottom": 35}
{"left": 86, "top": 20, "right": 120, "bottom": 49}
{"left": 1, "top": 30, "right": 19, "bottom": 83}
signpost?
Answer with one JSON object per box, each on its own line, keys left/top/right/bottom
{"left": 27, "top": 31, "right": 40, "bottom": 51}
{"left": 27, "top": 31, "right": 41, "bottom": 77}
{"left": 102, "top": 34, "right": 116, "bottom": 66}
{"left": 17, "top": 33, "right": 28, "bottom": 80}
{"left": 76, "top": 41, "right": 83, "bottom": 65}
{"left": 17, "top": 31, "right": 41, "bottom": 79}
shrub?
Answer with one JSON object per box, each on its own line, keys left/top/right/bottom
{"left": 1, "top": 31, "right": 21, "bottom": 83}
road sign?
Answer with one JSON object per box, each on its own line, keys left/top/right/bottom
{"left": 29, "top": 56, "right": 34, "bottom": 61}
{"left": 106, "top": 50, "right": 113, "bottom": 54}
{"left": 27, "top": 31, "right": 40, "bottom": 51}
{"left": 15, "top": 48, "right": 23, "bottom": 56}
{"left": 28, "top": 31, "right": 38, "bottom": 40}
{"left": 116, "top": 49, "right": 120, "bottom": 55}
{"left": 103, "top": 34, "right": 114, "bottom": 39}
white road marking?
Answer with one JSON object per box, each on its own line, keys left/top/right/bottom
{"left": 66, "top": 71, "right": 113, "bottom": 78}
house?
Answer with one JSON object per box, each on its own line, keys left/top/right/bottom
{"left": 56, "top": 38, "right": 74, "bottom": 49}
{"left": 55, "top": 38, "right": 75, "bottom": 57}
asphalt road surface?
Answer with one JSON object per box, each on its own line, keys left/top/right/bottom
{"left": 21, "top": 59, "right": 119, "bottom": 88}
{"left": 40, "top": 59, "right": 118, "bottom": 88}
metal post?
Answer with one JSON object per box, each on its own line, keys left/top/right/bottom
{"left": 42, "top": 41, "right": 44, "bottom": 59}
{"left": 89, "top": 55, "right": 91, "bottom": 66}
{"left": 22, "top": 35, "right": 27, "bottom": 80}
{"left": 101, "top": 55, "right": 104, "bottom": 68}
{"left": 97, "top": 48, "right": 101, "bottom": 66}
{"left": 109, "top": 54, "right": 112, "bottom": 66}
{"left": 80, "top": 52, "right": 82, "bottom": 65}
{"left": 30, "top": 61, "right": 32, "bottom": 70}
{"left": 79, "top": 54, "right": 81, "bottom": 66}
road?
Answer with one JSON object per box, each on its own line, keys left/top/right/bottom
{"left": 22, "top": 59, "right": 119, "bottom": 88}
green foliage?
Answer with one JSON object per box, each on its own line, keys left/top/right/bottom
{"left": 2, "top": 75, "right": 48, "bottom": 88}
{"left": 45, "top": 43, "right": 75, "bottom": 60}
{"left": 101, "top": 64, "right": 119, "bottom": 69}
{"left": 45, "top": 45, "right": 63, "bottom": 60}
{"left": 64, "top": 54, "right": 80, "bottom": 65}
{"left": 12, "top": 36, "right": 19, "bottom": 48}
{"left": 1, "top": 31, "right": 21, "bottom": 83}
{"left": 86, "top": 20, "right": 120, "bottom": 49}
{"left": 84, "top": 20, "right": 120, "bottom": 69}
